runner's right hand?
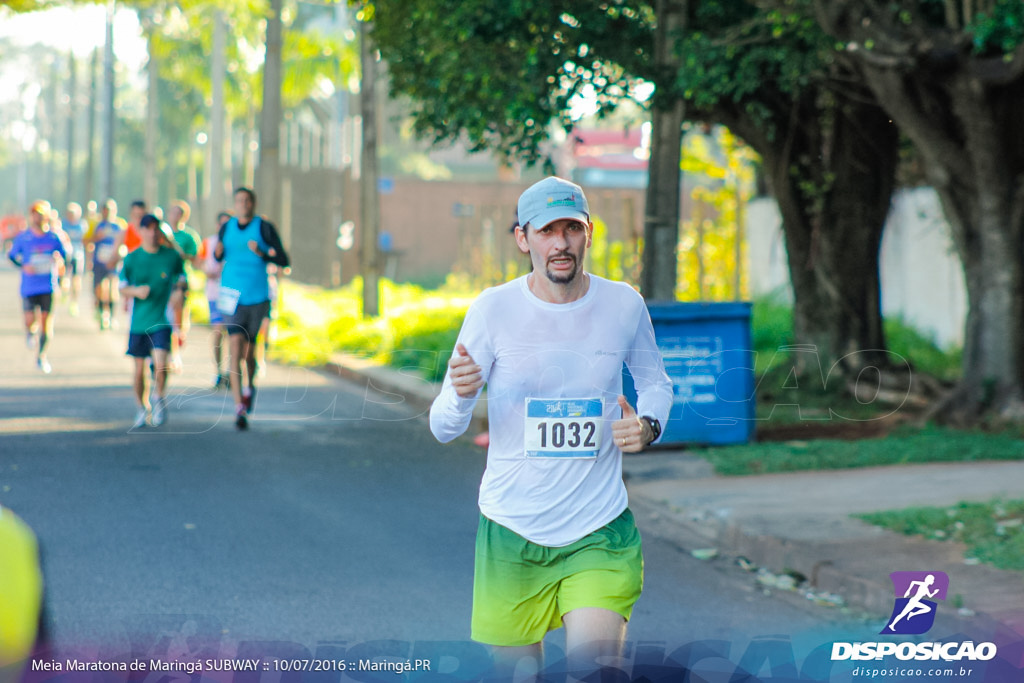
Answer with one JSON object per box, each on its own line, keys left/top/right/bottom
{"left": 448, "top": 343, "right": 483, "bottom": 398}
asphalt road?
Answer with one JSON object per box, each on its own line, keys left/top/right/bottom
{"left": 0, "top": 265, "right": 869, "bottom": 679}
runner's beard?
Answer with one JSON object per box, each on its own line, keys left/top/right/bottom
{"left": 544, "top": 253, "right": 580, "bottom": 285}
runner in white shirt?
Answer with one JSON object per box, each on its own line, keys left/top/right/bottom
{"left": 430, "top": 176, "right": 673, "bottom": 680}
{"left": 202, "top": 212, "right": 232, "bottom": 389}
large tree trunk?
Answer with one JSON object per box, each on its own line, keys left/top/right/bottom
{"left": 869, "top": 69, "right": 1024, "bottom": 421}
{"left": 947, "top": 180, "right": 1024, "bottom": 420}
{"left": 818, "top": 2, "right": 1024, "bottom": 422}
{"left": 722, "top": 90, "right": 899, "bottom": 379}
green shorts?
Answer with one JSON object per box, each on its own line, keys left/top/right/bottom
{"left": 471, "top": 508, "right": 644, "bottom": 647}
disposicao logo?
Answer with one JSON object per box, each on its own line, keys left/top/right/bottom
{"left": 881, "top": 570, "right": 948, "bottom": 635}
{"left": 831, "top": 570, "right": 998, "bottom": 663}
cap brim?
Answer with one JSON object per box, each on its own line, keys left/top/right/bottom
{"left": 524, "top": 208, "right": 589, "bottom": 230}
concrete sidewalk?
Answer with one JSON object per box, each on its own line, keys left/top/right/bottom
{"left": 324, "top": 351, "right": 1024, "bottom": 641}
{"left": 623, "top": 452, "right": 1024, "bottom": 637}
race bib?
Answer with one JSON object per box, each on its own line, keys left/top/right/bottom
{"left": 96, "top": 245, "right": 115, "bottom": 263}
{"left": 28, "top": 252, "right": 53, "bottom": 273}
{"left": 524, "top": 397, "right": 603, "bottom": 459}
{"left": 216, "top": 286, "right": 241, "bottom": 316}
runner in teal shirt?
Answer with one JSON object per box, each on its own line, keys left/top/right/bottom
{"left": 214, "top": 187, "right": 289, "bottom": 430}
{"left": 120, "top": 215, "right": 187, "bottom": 428}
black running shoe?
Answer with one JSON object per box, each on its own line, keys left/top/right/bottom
{"left": 235, "top": 405, "right": 249, "bottom": 431}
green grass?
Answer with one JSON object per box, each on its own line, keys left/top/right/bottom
{"left": 700, "top": 423, "right": 1024, "bottom": 476}
{"left": 270, "top": 276, "right": 473, "bottom": 379}
{"left": 749, "top": 298, "right": 964, "bottom": 424}
{"left": 884, "top": 315, "right": 962, "bottom": 382}
{"left": 750, "top": 298, "right": 962, "bottom": 381}
{"left": 857, "top": 499, "right": 1024, "bottom": 571}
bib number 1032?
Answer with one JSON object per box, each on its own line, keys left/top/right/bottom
{"left": 524, "top": 398, "right": 603, "bottom": 459}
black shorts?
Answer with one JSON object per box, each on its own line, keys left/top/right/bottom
{"left": 93, "top": 263, "right": 118, "bottom": 282}
{"left": 127, "top": 327, "right": 172, "bottom": 358}
{"left": 225, "top": 301, "right": 271, "bottom": 342}
{"left": 23, "top": 293, "right": 53, "bottom": 313}
{"left": 70, "top": 252, "right": 85, "bottom": 276}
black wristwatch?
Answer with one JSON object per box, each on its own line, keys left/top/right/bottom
{"left": 640, "top": 416, "right": 662, "bottom": 445}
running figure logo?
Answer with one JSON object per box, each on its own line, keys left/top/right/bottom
{"left": 881, "top": 571, "right": 949, "bottom": 635}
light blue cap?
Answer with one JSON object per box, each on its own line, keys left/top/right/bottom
{"left": 517, "top": 176, "right": 590, "bottom": 230}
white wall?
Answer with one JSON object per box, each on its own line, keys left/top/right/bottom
{"left": 744, "top": 188, "right": 967, "bottom": 349}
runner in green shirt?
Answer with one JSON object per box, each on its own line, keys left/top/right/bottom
{"left": 119, "top": 214, "right": 187, "bottom": 428}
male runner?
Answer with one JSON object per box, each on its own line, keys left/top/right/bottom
{"left": 119, "top": 215, "right": 187, "bottom": 428}
{"left": 121, "top": 199, "right": 147, "bottom": 254}
{"left": 165, "top": 200, "right": 202, "bottom": 373}
{"left": 429, "top": 176, "right": 673, "bottom": 680}
{"left": 8, "top": 200, "right": 67, "bottom": 373}
{"left": 214, "top": 187, "right": 289, "bottom": 430}
{"left": 61, "top": 202, "right": 88, "bottom": 316}
{"left": 84, "top": 200, "right": 100, "bottom": 228}
{"left": 85, "top": 198, "right": 126, "bottom": 329}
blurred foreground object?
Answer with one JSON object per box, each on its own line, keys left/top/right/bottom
{"left": 0, "top": 506, "right": 42, "bottom": 683}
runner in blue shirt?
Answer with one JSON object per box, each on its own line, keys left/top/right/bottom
{"left": 8, "top": 200, "right": 67, "bottom": 373}
{"left": 214, "top": 187, "right": 289, "bottom": 430}
{"left": 61, "top": 202, "right": 88, "bottom": 316}
{"left": 85, "top": 198, "right": 126, "bottom": 330}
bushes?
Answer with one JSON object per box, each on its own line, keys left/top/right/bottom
{"left": 272, "top": 276, "right": 473, "bottom": 380}
{"left": 750, "top": 296, "right": 961, "bottom": 380}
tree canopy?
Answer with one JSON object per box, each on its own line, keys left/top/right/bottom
{"left": 370, "top": 2, "right": 652, "bottom": 164}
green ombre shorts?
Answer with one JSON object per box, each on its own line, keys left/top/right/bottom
{"left": 471, "top": 508, "right": 644, "bottom": 647}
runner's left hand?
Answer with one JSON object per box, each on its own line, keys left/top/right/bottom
{"left": 611, "top": 395, "right": 649, "bottom": 453}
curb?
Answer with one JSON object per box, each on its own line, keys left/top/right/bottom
{"left": 624, "top": 467, "right": 1024, "bottom": 639}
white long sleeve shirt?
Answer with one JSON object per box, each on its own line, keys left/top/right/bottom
{"left": 430, "top": 274, "right": 673, "bottom": 547}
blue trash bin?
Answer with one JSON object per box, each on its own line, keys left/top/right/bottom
{"left": 624, "top": 301, "right": 755, "bottom": 446}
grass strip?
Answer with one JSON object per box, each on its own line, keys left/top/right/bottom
{"left": 699, "top": 424, "right": 1024, "bottom": 476}
{"left": 857, "top": 499, "right": 1024, "bottom": 571}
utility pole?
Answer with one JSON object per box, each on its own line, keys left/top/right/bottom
{"left": 65, "top": 51, "right": 77, "bottom": 204}
{"left": 359, "top": 17, "right": 380, "bottom": 317}
{"left": 44, "top": 58, "right": 59, "bottom": 200}
{"left": 640, "top": 0, "right": 687, "bottom": 301}
{"left": 85, "top": 48, "right": 98, "bottom": 204}
{"left": 101, "top": 0, "right": 116, "bottom": 201}
{"left": 257, "top": 0, "right": 283, "bottom": 226}
{"left": 210, "top": 10, "right": 229, "bottom": 219}
{"left": 142, "top": 9, "right": 159, "bottom": 208}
